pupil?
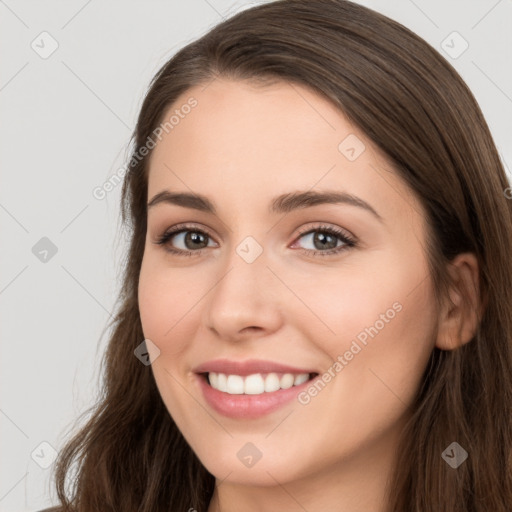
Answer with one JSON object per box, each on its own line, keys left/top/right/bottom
{"left": 186, "top": 232, "right": 207, "bottom": 249}
{"left": 315, "top": 232, "right": 336, "bottom": 250}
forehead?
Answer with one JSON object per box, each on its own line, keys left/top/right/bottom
{"left": 147, "top": 78, "right": 424, "bottom": 224}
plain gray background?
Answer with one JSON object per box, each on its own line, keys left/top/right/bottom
{"left": 1, "top": 1, "right": 511, "bottom": 510}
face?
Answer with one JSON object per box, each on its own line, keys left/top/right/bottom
{"left": 138, "top": 78, "right": 438, "bottom": 487}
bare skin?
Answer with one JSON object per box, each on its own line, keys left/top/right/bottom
{"left": 138, "top": 78, "right": 480, "bottom": 512}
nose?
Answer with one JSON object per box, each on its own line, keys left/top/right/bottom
{"left": 203, "top": 242, "right": 284, "bottom": 343}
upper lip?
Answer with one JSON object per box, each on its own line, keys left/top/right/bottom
{"left": 193, "top": 358, "right": 318, "bottom": 376}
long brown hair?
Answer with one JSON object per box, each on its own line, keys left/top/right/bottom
{"left": 49, "top": 1, "right": 512, "bottom": 510}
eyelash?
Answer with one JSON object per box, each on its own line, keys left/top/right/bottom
{"left": 153, "top": 223, "right": 357, "bottom": 258}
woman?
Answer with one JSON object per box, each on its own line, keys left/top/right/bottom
{"left": 42, "top": 0, "right": 512, "bottom": 510}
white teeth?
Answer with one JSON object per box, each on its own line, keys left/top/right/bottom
{"left": 294, "top": 373, "right": 309, "bottom": 386}
{"left": 280, "top": 373, "right": 295, "bottom": 389}
{"left": 244, "top": 374, "right": 265, "bottom": 394}
{"left": 216, "top": 373, "right": 227, "bottom": 392}
{"left": 207, "top": 372, "right": 311, "bottom": 394}
{"left": 226, "top": 375, "right": 244, "bottom": 394}
{"left": 209, "top": 372, "right": 218, "bottom": 388}
{"left": 264, "top": 372, "right": 281, "bottom": 392}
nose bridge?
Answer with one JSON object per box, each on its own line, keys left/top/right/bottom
{"left": 216, "top": 234, "right": 271, "bottom": 309}
{"left": 218, "top": 227, "right": 270, "bottom": 291}
{"left": 204, "top": 234, "right": 282, "bottom": 339}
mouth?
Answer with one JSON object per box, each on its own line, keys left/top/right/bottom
{"left": 199, "top": 371, "right": 319, "bottom": 395}
{"left": 192, "top": 358, "right": 321, "bottom": 418}
{"left": 195, "top": 370, "right": 320, "bottom": 419}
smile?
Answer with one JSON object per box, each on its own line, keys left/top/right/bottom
{"left": 207, "top": 371, "right": 314, "bottom": 394}
{"left": 195, "top": 370, "right": 319, "bottom": 419}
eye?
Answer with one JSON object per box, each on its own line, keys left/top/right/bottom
{"left": 291, "top": 224, "right": 357, "bottom": 257}
{"left": 153, "top": 223, "right": 216, "bottom": 257}
{"left": 153, "top": 223, "right": 357, "bottom": 258}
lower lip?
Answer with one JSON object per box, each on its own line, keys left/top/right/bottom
{"left": 196, "top": 373, "right": 316, "bottom": 419}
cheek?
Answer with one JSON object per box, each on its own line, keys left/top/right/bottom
{"left": 286, "top": 268, "right": 437, "bottom": 468}
{"left": 138, "top": 257, "right": 196, "bottom": 360}
{"left": 294, "top": 249, "right": 437, "bottom": 406}
{"left": 138, "top": 260, "right": 206, "bottom": 429}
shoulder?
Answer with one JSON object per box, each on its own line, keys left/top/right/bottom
{"left": 35, "top": 507, "right": 62, "bottom": 512}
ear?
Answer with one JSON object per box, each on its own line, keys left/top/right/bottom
{"left": 435, "top": 252, "right": 483, "bottom": 351}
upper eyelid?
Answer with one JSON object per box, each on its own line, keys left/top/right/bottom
{"left": 165, "top": 223, "right": 217, "bottom": 239}
{"left": 295, "top": 223, "right": 354, "bottom": 238}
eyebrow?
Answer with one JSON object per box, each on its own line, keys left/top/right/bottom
{"left": 147, "top": 190, "right": 383, "bottom": 222}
